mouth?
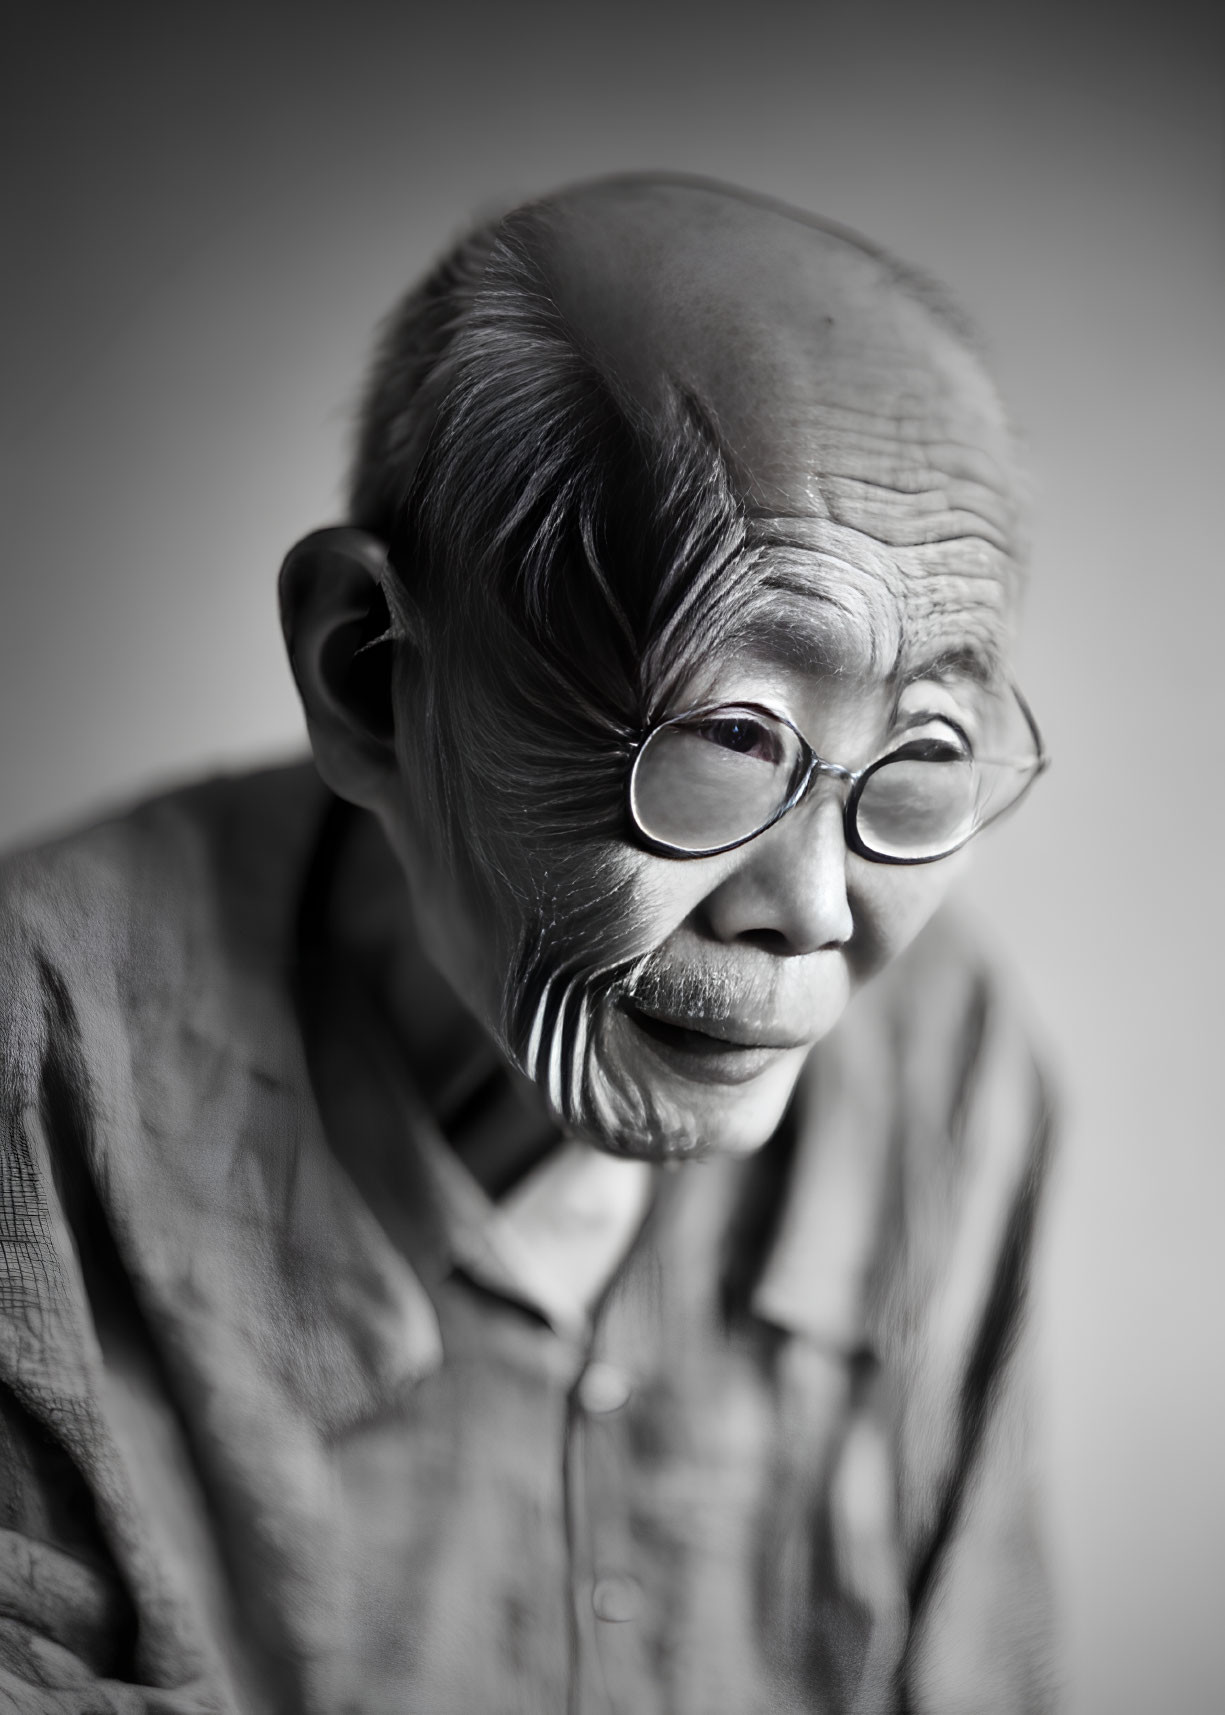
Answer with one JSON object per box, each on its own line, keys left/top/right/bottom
{"left": 620, "top": 999, "right": 807, "bottom": 1086}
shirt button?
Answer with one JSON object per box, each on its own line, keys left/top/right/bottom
{"left": 578, "top": 1361, "right": 632, "bottom": 1415}
{"left": 591, "top": 1575, "right": 642, "bottom": 1623}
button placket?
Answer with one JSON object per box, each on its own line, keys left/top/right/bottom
{"left": 565, "top": 1315, "right": 665, "bottom": 1713}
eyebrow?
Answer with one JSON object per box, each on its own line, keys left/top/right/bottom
{"left": 728, "top": 604, "right": 1001, "bottom": 691}
{"left": 729, "top": 600, "right": 886, "bottom": 678}
{"left": 897, "top": 642, "right": 1001, "bottom": 691}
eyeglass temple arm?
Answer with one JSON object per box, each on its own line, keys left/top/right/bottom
{"left": 999, "top": 679, "right": 1050, "bottom": 772}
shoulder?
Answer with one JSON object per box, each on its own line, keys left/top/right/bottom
{"left": 0, "top": 761, "right": 333, "bottom": 1144}
{"left": 0, "top": 760, "right": 334, "bottom": 1406}
{"left": 0, "top": 761, "right": 330, "bottom": 1030}
{"left": 866, "top": 904, "right": 1055, "bottom": 1155}
{"left": 861, "top": 906, "right": 1056, "bottom": 1310}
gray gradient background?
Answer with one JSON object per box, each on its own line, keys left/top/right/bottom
{"left": 3, "top": 3, "right": 1223, "bottom": 1709}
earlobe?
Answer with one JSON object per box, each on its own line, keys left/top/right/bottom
{"left": 279, "top": 526, "right": 407, "bottom": 808}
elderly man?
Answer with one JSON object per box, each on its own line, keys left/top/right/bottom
{"left": 0, "top": 177, "right": 1053, "bottom": 1712}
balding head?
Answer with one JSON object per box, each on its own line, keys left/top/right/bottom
{"left": 354, "top": 176, "right": 1023, "bottom": 698}
{"left": 524, "top": 175, "right": 1018, "bottom": 537}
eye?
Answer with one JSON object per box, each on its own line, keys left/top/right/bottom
{"left": 690, "top": 712, "right": 783, "bottom": 764}
{"left": 894, "top": 713, "right": 973, "bottom": 760}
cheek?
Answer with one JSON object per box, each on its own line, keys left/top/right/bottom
{"left": 632, "top": 849, "right": 748, "bottom": 941}
{"left": 382, "top": 808, "right": 504, "bottom": 1024}
{"left": 496, "top": 848, "right": 743, "bottom": 1144}
{"left": 847, "top": 849, "right": 967, "bottom": 979}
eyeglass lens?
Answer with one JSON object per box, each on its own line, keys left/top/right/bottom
{"left": 630, "top": 707, "right": 991, "bottom": 860}
{"left": 854, "top": 749, "right": 977, "bottom": 860}
{"left": 630, "top": 710, "right": 805, "bottom": 853}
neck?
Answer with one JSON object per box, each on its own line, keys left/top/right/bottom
{"left": 325, "top": 803, "right": 560, "bottom": 1196}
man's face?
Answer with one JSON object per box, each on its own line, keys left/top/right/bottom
{"left": 592, "top": 597, "right": 980, "bottom": 1157}
{"left": 375, "top": 181, "right": 1022, "bottom": 1161}
{"left": 387, "top": 525, "right": 1008, "bottom": 1162}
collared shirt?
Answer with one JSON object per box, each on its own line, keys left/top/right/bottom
{"left": 0, "top": 764, "right": 1056, "bottom": 1713}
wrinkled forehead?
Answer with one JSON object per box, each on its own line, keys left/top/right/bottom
{"left": 527, "top": 179, "right": 1022, "bottom": 675}
{"left": 735, "top": 518, "right": 1011, "bottom": 690}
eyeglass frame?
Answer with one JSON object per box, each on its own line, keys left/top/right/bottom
{"left": 626, "top": 680, "right": 1050, "bottom": 865}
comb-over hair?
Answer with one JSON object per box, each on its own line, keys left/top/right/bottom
{"left": 348, "top": 208, "right": 758, "bottom": 879}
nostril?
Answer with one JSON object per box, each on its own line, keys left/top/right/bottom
{"left": 739, "top": 927, "right": 792, "bottom": 955}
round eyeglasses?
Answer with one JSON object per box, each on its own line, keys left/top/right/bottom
{"left": 627, "top": 682, "right": 1048, "bottom": 864}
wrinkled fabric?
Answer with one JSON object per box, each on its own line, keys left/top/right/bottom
{"left": 0, "top": 764, "right": 1056, "bottom": 1713}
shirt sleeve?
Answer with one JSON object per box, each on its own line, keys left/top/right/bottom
{"left": 0, "top": 1389, "right": 223, "bottom": 1715}
{"left": 0, "top": 881, "right": 232, "bottom": 1714}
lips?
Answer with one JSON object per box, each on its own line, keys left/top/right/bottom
{"left": 619, "top": 998, "right": 809, "bottom": 1086}
{"left": 623, "top": 999, "right": 807, "bottom": 1054}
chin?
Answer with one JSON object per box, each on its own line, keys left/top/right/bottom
{"left": 578, "top": 1012, "right": 812, "bottom": 1161}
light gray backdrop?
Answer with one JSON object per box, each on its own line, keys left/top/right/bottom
{"left": 3, "top": 3, "right": 1223, "bottom": 1710}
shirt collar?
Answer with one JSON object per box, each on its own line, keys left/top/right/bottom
{"left": 299, "top": 973, "right": 900, "bottom": 1417}
{"left": 348, "top": 1002, "right": 654, "bottom": 1343}
{"left": 416, "top": 1124, "right": 654, "bottom": 1342}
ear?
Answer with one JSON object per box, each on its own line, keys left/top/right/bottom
{"left": 279, "top": 526, "right": 407, "bottom": 809}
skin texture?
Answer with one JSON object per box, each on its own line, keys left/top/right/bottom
{"left": 283, "top": 177, "right": 1025, "bottom": 1166}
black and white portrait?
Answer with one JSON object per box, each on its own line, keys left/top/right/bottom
{"left": 1, "top": 6, "right": 1221, "bottom": 1712}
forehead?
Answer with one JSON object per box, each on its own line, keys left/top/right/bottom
{"left": 530, "top": 178, "right": 1023, "bottom": 657}
{"left": 677, "top": 561, "right": 1005, "bottom": 745}
{"left": 736, "top": 517, "right": 1013, "bottom": 688}
{"left": 537, "top": 183, "right": 1016, "bottom": 459}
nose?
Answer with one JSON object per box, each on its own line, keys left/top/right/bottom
{"left": 698, "top": 788, "right": 854, "bottom": 955}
